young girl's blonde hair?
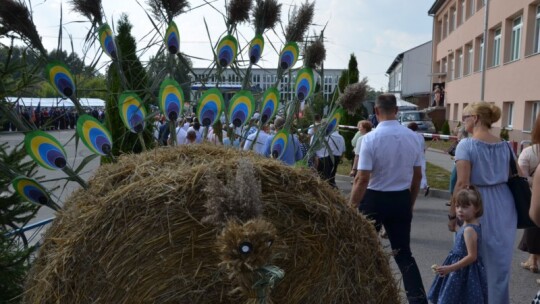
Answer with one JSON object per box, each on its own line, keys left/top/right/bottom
{"left": 454, "top": 185, "right": 484, "bottom": 217}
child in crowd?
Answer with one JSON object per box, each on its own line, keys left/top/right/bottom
{"left": 428, "top": 185, "right": 487, "bottom": 304}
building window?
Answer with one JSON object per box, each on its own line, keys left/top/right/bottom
{"left": 445, "top": 14, "right": 450, "bottom": 37}
{"left": 503, "top": 102, "right": 514, "bottom": 128}
{"left": 510, "top": 16, "right": 522, "bottom": 61}
{"left": 456, "top": 50, "right": 462, "bottom": 78}
{"left": 466, "top": 44, "right": 473, "bottom": 75}
{"left": 448, "top": 56, "right": 454, "bottom": 81}
{"left": 535, "top": 6, "right": 540, "bottom": 53}
{"left": 461, "top": 0, "right": 466, "bottom": 24}
{"left": 532, "top": 102, "right": 540, "bottom": 130}
{"left": 450, "top": 7, "right": 456, "bottom": 32}
{"left": 469, "top": 0, "right": 476, "bottom": 17}
{"left": 492, "top": 28, "right": 501, "bottom": 66}
{"left": 453, "top": 103, "right": 459, "bottom": 121}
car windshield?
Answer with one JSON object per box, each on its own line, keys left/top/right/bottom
{"left": 402, "top": 112, "right": 428, "bottom": 122}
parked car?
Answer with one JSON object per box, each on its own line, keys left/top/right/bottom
{"left": 397, "top": 110, "right": 437, "bottom": 134}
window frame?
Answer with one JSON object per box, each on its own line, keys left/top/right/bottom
{"left": 493, "top": 28, "right": 501, "bottom": 66}
{"left": 510, "top": 16, "right": 523, "bottom": 61}
{"left": 535, "top": 6, "right": 540, "bottom": 54}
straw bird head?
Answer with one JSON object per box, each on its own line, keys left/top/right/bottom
{"left": 217, "top": 218, "right": 277, "bottom": 272}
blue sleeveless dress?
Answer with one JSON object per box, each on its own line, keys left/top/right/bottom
{"left": 428, "top": 224, "right": 487, "bottom": 304}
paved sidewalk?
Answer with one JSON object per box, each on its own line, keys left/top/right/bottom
{"left": 337, "top": 174, "right": 538, "bottom": 304}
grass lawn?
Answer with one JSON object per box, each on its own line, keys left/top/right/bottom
{"left": 337, "top": 157, "right": 451, "bottom": 190}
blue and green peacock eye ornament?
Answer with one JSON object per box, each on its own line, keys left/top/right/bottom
{"left": 325, "top": 109, "right": 344, "bottom": 136}
{"left": 76, "top": 114, "right": 112, "bottom": 156}
{"left": 295, "top": 68, "right": 314, "bottom": 101}
{"left": 260, "top": 88, "right": 279, "bottom": 125}
{"left": 249, "top": 34, "right": 264, "bottom": 65}
{"left": 228, "top": 90, "right": 255, "bottom": 127}
{"left": 118, "top": 92, "right": 147, "bottom": 133}
{"left": 197, "top": 88, "right": 224, "bottom": 127}
{"left": 216, "top": 35, "right": 238, "bottom": 68}
{"left": 12, "top": 176, "right": 52, "bottom": 207}
{"left": 271, "top": 129, "right": 289, "bottom": 159}
{"left": 24, "top": 130, "right": 67, "bottom": 170}
{"left": 164, "top": 21, "right": 180, "bottom": 54}
{"left": 158, "top": 78, "right": 184, "bottom": 121}
{"left": 45, "top": 61, "right": 76, "bottom": 98}
{"left": 98, "top": 23, "right": 117, "bottom": 59}
{"left": 278, "top": 42, "right": 299, "bottom": 71}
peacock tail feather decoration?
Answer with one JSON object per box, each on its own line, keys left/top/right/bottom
{"left": 76, "top": 114, "right": 112, "bottom": 156}
{"left": 228, "top": 90, "right": 255, "bottom": 127}
{"left": 164, "top": 21, "right": 180, "bottom": 54}
{"left": 45, "top": 61, "right": 76, "bottom": 98}
{"left": 98, "top": 23, "right": 117, "bottom": 59}
{"left": 294, "top": 67, "right": 314, "bottom": 102}
{"left": 12, "top": 176, "right": 56, "bottom": 209}
{"left": 118, "top": 92, "right": 147, "bottom": 133}
{"left": 24, "top": 130, "right": 67, "bottom": 170}
{"left": 216, "top": 34, "right": 238, "bottom": 68}
{"left": 158, "top": 78, "right": 184, "bottom": 121}
{"left": 249, "top": 34, "right": 264, "bottom": 64}
{"left": 260, "top": 87, "right": 279, "bottom": 125}
{"left": 197, "top": 88, "right": 224, "bottom": 127}
{"left": 325, "top": 108, "right": 344, "bottom": 136}
{"left": 270, "top": 129, "right": 288, "bottom": 160}
{"left": 278, "top": 42, "right": 298, "bottom": 71}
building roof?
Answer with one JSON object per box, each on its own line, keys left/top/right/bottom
{"left": 385, "top": 41, "right": 432, "bottom": 74}
{"left": 428, "top": 0, "right": 446, "bottom": 15}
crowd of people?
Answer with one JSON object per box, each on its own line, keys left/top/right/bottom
{"left": 153, "top": 112, "right": 348, "bottom": 188}
{"left": 2, "top": 106, "right": 105, "bottom": 131}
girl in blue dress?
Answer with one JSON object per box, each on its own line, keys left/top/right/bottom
{"left": 428, "top": 186, "right": 488, "bottom": 304}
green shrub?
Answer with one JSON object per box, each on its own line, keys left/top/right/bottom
{"left": 441, "top": 120, "right": 450, "bottom": 135}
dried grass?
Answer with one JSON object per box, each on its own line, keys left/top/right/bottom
{"left": 23, "top": 144, "right": 400, "bottom": 303}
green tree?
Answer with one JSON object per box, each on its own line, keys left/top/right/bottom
{"left": 0, "top": 142, "right": 40, "bottom": 303}
{"left": 147, "top": 52, "right": 192, "bottom": 102}
{"left": 348, "top": 53, "right": 359, "bottom": 84}
{"left": 105, "top": 14, "right": 153, "bottom": 158}
{"left": 336, "top": 54, "right": 367, "bottom": 160}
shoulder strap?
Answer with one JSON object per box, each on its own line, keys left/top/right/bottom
{"left": 507, "top": 143, "right": 518, "bottom": 177}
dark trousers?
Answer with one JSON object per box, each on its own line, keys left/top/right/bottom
{"left": 359, "top": 189, "right": 427, "bottom": 304}
{"left": 317, "top": 156, "right": 334, "bottom": 187}
{"left": 329, "top": 155, "right": 341, "bottom": 187}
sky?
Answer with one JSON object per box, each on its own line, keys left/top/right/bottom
{"left": 16, "top": 0, "right": 434, "bottom": 91}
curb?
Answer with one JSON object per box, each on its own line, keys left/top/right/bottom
{"left": 428, "top": 188, "right": 451, "bottom": 200}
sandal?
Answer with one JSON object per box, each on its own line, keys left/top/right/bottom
{"left": 520, "top": 261, "right": 539, "bottom": 273}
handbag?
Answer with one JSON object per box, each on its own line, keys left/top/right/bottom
{"left": 506, "top": 144, "right": 536, "bottom": 229}
{"left": 447, "top": 140, "right": 459, "bottom": 157}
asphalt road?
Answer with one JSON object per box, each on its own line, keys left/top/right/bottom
{"left": 2, "top": 130, "right": 537, "bottom": 303}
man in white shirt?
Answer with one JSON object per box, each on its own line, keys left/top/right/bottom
{"left": 349, "top": 94, "right": 427, "bottom": 304}
{"left": 328, "top": 130, "right": 346, "bottom": 187}
{"left": 243, "top": 124, "right": 270, "bottom": 155}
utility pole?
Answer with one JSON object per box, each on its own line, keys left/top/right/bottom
{"left": 480, "top": 0, "right": 490, "bottom": 101}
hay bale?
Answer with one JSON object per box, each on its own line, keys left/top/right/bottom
{"left": 23, "top": 144, "right": 400, "bottom": 303}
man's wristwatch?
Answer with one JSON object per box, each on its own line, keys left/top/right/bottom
{"left": 448, "top": 214, "right": 457, "bottom": 220}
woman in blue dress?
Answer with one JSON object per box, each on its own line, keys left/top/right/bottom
{"left": 429, "top": 186, "right": 487, "bottom": 303}
{"left": 451, "top": 102, "right": 519, "bottom": 304}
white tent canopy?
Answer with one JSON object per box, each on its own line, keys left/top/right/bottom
{"left": 6, "top": 97, "right": 105, "bottom": 108}
{"left": 394, "top": 93, "right": 418, "bottom": 110}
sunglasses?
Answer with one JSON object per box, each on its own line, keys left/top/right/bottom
{"left": 462, "top": 115, "right": 474, "bottom": 121}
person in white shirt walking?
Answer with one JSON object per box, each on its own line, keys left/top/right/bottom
{"left": 349, "top": 94, "right": 427, "bottom": 304}
{"left": 328, "top": 130, "right": 346, "bottom": 188}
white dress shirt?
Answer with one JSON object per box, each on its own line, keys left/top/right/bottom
{"left": 243, "top": 130, "right": 270, "bottom": 155}
{"left": 329, "top": 131, "right": 346, "bottom": 156}
{"left": 358, "top": 120, "right": 422, "bottom": 191}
